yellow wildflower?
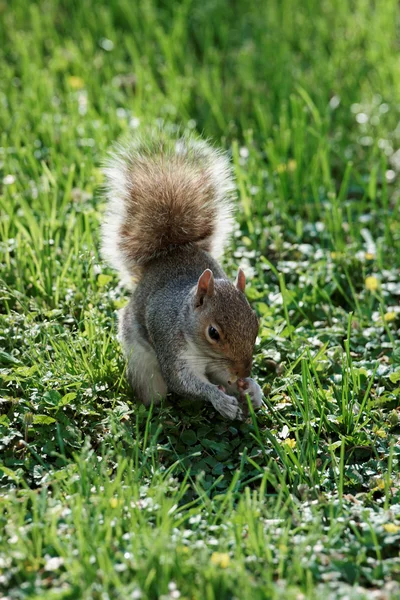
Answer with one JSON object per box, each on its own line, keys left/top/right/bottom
{"left": 242, "top": 236, "right": 253, "bottom": 247}
{"left": 365, "top": 276, "right": 379, "bottom": 292}
{"left": 211, "top": 552, "right": 230, "bottom": 568}
{"left": 384, "top": 312, "right": 396, "bottom": 322}
{"left": 109, "top": 497, "right": 119, "bottom": 508}
{"left": 375, "top": 428, "right": 387, "bottom": 439}
{"left": 373, "top": 478, "right": 385, "bottom": 490}
{"left": 365, "top": 252, "right": 375, "bottom": 260}
{"left": 383, "top": 523, "right": 400, "bottom": 534}
{"left": 283, "top": 438, "right": 296, "bottom": 449}
{"left": 68, "top": 76, "right": 85, "bottom": 89}
{"left": 276, "top": 160, "right": 297, "bottom": 174}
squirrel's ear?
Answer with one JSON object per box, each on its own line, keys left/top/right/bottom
{"left": 235, "top": 268, "right": 246, "bottom": 293}
{"left": 195, "top": 269, "right": 215, "bottom": 306}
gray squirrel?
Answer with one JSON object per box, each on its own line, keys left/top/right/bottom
{"left": 101, "top": 130, "right": 263, "bottom": 420}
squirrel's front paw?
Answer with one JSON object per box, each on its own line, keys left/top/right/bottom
{"left": 212, "top": 393, "right": 244, "bottom": 421}
{"left": 238, "top": 378, "right": 263, "bottom": 410}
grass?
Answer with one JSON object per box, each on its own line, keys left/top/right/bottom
{"left": 0, "top": 0, "right": 400, "bottom": 598}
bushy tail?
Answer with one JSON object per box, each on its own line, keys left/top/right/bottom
{"left": 101, "top": 130, "right": 235, "bottom": 285}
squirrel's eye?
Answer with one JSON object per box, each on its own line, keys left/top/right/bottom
{"left": 208, "top": 326, "right": 220, "bottom": 341}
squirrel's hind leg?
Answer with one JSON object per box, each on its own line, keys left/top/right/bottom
{"left": 119, "top": 308, "right": 167, "bottom": 406}
{"left": 126, "top": 339, "right": 167, "bottom": 406}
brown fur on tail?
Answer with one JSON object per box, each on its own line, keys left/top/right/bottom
{"left": 102, "top": 132, "right": 235, "bottom": 285}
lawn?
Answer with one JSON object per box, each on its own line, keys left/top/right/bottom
{"left": 1, "top": 1, "right": 400, "bottom": 598}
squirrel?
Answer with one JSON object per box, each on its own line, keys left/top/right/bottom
{"left": 101, "top": 130, "right": 262, "bottom": 420}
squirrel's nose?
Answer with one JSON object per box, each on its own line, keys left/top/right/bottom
{"left": 235, "top": 360, "right": 252, "bottom": 379}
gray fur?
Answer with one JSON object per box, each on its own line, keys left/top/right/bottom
{"left": 119, "top": 245, "right": 260, "bottom": 420}
{"left": 104, "top": 131, "right": 262, "bottom": 420}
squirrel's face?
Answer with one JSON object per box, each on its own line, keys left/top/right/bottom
{"left": 194, "top": 268, "right": 259, "bottom": 385}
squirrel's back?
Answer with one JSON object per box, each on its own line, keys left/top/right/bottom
{"left": 101, "top": 130, "right": 235, "bottom": 286}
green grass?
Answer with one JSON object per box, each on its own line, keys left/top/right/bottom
{"left": 1, "top": 0, "right": 400, "bottom": 598}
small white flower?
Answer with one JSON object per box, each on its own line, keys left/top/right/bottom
{"left": 100, "top": 38, "right": 114, "bottom": 51}
{"left": 45, "top": 556, "right": 64, "bottom": 571}
{"left": 356, "top": 112, "right": 368, "bottom": 124}
{"left": 8, "top": 535, "right": 18, "bottom": 544}
{"left": 279, "top": 425, "right": 289, "bottom": 439}
{"left": 130, "top": 117, "right": 140, "bottom": 129}
{"left": 386, "top": 169, "right": 396, "bottom": 182}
